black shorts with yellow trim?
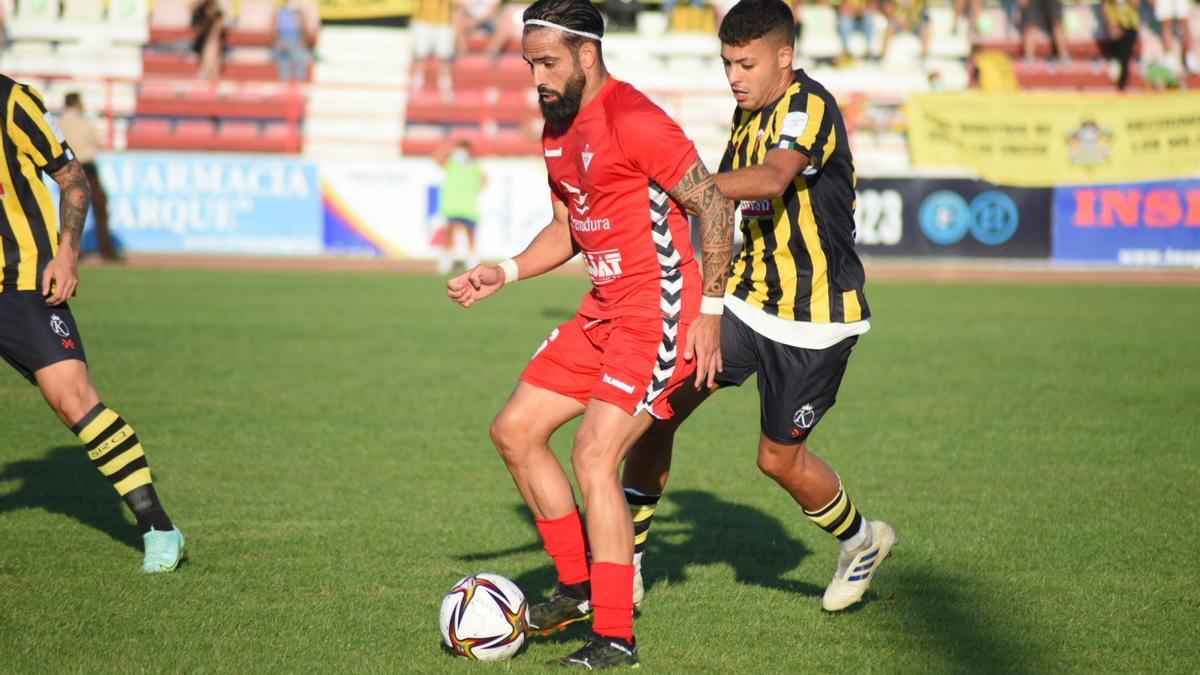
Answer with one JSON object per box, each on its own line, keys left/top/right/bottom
{"left": 0, "top": 291, "right": 88, "bottom": 384}
{"left": 715, "top": 309, "right": 856, "bottom": 445}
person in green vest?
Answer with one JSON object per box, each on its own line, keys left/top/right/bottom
{"left": 436, "top": 139, "right": 486, "bottom": 274}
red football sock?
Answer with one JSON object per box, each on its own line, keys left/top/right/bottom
{"left": 590, "top": 562, "right": 634, "bottom": 642}
{"left": 535, "top": 510, "right": 590, "bottom": 586}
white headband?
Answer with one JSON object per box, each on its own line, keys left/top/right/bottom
{"left": 523, "top": 19, "right": 602, "bottom": 41}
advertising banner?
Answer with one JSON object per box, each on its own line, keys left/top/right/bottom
{"left": 321, "top": 158, "right": 552, "bottom": 260}
{"left": 905, "top": 92, "right": 1200, "bottom": 187}
{"left": 1052, "top": 179, "right": 1200, "bottom": 267}
{"left": 317, "top": 0, "right": 414, "bottom": 20}
{"left": 98, "top": 153, "right": 324, "bottom": 255}
{"left": 854, "top": 178, "right": 1052, "bottom": 258}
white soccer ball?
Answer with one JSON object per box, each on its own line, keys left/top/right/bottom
{"left": 439, "top": 573, "right": 527, "bottom": 661}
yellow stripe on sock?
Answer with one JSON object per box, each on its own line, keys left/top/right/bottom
{"left": 630, "top": 505, "right": 657, "bottom": 523}
{"left": 113, "top": 467, "right": 152, "bottom": 496}
{"left": 78, "top": 409, "right": 120, "bottom": 445}
{"left": 831, "top": 504, "right": 860, "bottom": 537}
{"left": 807, "top": 490, "right": 849, "bottom": 529}
{"left": 634, "top": 531, "right": 650, "bottom": 546}
{"left": 88, "top": 424, "right": 134, "bottom": 461}
{"left": 98, "top": 445, "right": 145, "bottom": 477}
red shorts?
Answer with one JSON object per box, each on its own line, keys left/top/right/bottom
{"left": 520, "top": 313, "right": 696, "bottom": 419}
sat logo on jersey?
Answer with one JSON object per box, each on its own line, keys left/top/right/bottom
{"left": 919, "top": 190, "right": 1019, "bottom": 246}
{"left": 739, "top": 199, "right": 773, "bottom": 220}
{"left": 583, "top": 249, "right": 624, "bottom": 285}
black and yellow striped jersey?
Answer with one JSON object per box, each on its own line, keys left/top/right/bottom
{"left": 720, "top": 69, "right": 868, "bottom": 324}
{"left": 1102, "top": 0, "right": 1139, "bottom": 31}
{"left": 0, "top": 77, "right": 74, "bottom": 293}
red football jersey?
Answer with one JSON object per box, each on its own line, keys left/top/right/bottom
{"left": 543, "top": 78, "right": 701, "bottom": 320}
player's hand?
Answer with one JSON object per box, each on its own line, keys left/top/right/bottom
{"left": 42, "top": 253, "right": 78, "bottom": 306}
{"left": 446, "top": 264, "right": 505, "bottom": 308}
{"left": 684, "top": 311, "right": 723, "bottom": 390}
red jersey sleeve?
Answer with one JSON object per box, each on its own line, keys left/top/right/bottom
{"left": 613, "top": 95, "right": 699, "bottom": 192}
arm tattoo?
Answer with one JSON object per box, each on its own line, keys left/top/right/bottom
{"left": 668, "top": 160, "right": 736, "bottom": 297}
{"left": 55, "top": 162, "right": 92, "bottom": 254}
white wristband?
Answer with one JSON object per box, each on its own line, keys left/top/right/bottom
{"left": 700, "top": 295, "right": 724, "bottom": 315}
{"left": 498, "top": 259, "right": 519, "bottom": 285}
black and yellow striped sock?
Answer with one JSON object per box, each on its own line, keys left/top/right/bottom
{"left": 804, "top": 484, "right": 865, "bottom": 544}
{"left": 72, "top": 403, "right": 173, "bottom": 535}
{"left": 625, "top": 488, "right": 661, "bottom": 564}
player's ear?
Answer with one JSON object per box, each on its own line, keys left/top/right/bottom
{"left": 777, "top": 44, "right": 794, "bottom": 69}
{"left": 578, "top": 41, "right": 598, "bottom": 69}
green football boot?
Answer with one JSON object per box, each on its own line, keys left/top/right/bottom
{"left": 142, "top": 527, "right": 186, "bottom": 573}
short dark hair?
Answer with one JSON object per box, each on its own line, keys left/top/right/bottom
{"left": 718, "top": 0, "right": 795, "bottom": 48}
{"left": 522, "top": 0, "right": 605, "bottom": 52}
{"left": 64, "top": 92, "right": 82, "bottom": 109}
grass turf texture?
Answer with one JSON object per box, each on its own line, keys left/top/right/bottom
{"left": 0, "top": 266, "right": 1197, "bottom": 673}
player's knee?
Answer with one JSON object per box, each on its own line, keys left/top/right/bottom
{"left": 570, "top": 432, "right": 619, "bottom": 482}
{"left": 489, "top": 408, "right": 538, "bottom": 461}
{"left": 51, "top": 386, "right": 99, "bottom": 427}
{"left": 756, "top": 439, "right": 804, "bottom": 481}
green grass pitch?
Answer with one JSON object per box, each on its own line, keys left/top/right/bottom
{"left": 1, "top": 266, "right": 1197, "bottom": 673}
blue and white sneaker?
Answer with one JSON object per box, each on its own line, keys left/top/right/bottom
{"left": 822, "top": 520, "right": 895, "bottom": 611}
{"left": 142, "top": 527, "right": 186, "bottom": 573}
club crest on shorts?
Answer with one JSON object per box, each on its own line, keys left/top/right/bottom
{"left": 49, "top": 314, "right": 70, "bottom": 338}
{"left": 794, "top": 403, "right": 815, "bottom": 429}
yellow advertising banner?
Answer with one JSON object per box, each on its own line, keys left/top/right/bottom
{"left": 904, "top": 92, "right": 1200, "bottom": 187}
{"left": 317, "top": 0, "right": 415, "bottom": 20}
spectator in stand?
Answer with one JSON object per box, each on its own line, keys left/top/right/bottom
{"left": 1154, "top": 0, "right": 1194, "bottom": 77}
{"left": 1017, "top": 0, "right": 1070, "bottom": 63}
{"left": 951, "top": 0, "right": 981, "bottom": 37}
{"left": 191, "top": 0, "right": 227, "bottom": 79}
{"left": 454, "top": 0, "right": 502, "bottom": 53}
{"left": 434, "top": 139, "right": 485, "bottom": 275}
{"left": 1100, "top": 0, "right": 1139, "bottom": 91}
{"left": 838, "top": 0, "right": 881, "bottom": 61}
{"left": 454, "top": 0, "right": 527, "bottom": 55}
{"left": 412, "top": 0, "right": 456, "bottom": 96}
{"left": 274, "top": 0, "right": 314, "bottom": 82}
{"left": 58, "top": 93, "right": 117, "bottom": 262}
{"left": 881, "top": 0, "right": 931, "bottom": 59}
{"left": 662, "top": 0, "right": 708, "bottom": 32}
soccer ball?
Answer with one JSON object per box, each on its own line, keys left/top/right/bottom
{"left": 439, "top": 573, "right": 527, "bottom": 661}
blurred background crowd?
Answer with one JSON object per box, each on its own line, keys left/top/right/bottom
{"left": 2, "top": 0, "right": 1196, "bottom": 175}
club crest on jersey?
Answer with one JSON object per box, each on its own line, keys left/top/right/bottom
{"left": 794, "top": 403, "right": 816, "bottom": 429}
{"left": 581, "top": 144, "right": 594, "bottom": 172}
{"left": 740, "top": 199, "right": 773, "bottom": 220}
{"left": 583, "top": 249, "right": 623, "bottom": 285}
{"left": 49, "top": 314, "right": 70, "bottom": 338}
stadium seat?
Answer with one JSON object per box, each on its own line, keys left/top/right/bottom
{"left": 142, "top": 50, "right": 200, "bottom": 77}
{"left": 107, "top": 0, "right": 151, "bottom": 44}
{"left": 62, "top": 0, "right": 103, "bottom": 22}
{"left": 799, "top": 4, "right": 842, "bottom": 61}
{"left": 228, "top": 0, "right": 275, "bottom": 47}
{"left": 400, "top": 125, "right": 445, "bottom": 156}
{"left": 126, "top": 118, "right": 175, "bottom": 149}
{"left": 452, "top": 54, "right": 531, "bottom": 90}
{"left": 926, "top": 6, "right": 971, "bottom": 60}
{"left": 1011, "top": 59, "right": 1114, "bottom": 89}
{"left": 406, "top": 89, "right": 486, "bottom": 125}
{"left": 150, "top": 0, "right": 194, "bottom": 45}
{"left": 492, "top": 90, "right": 539, "bottom": 125}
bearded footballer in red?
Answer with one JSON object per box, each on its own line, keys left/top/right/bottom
{"left": 446, "top": 0, "right": 736, "bottom": 667}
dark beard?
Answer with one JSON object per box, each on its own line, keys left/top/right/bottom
{"left": 538, "top": 68, "right": 587, "bottom": 132}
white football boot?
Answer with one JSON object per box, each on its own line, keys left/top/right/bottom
{"left": 822, "top": 520, "right": 896, "bottom": 612}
